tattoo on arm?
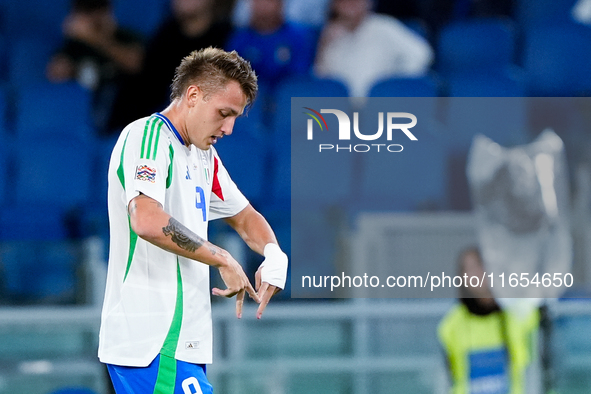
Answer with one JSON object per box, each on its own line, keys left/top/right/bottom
{"left": 162, "top": 218, "right": 205, "bottom": 253}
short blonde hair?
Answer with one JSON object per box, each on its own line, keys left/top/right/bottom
{"left": 170, "top": 47, "right": 258, "bottom": 105}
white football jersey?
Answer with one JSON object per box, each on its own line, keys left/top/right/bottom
{"left": 98, "top": 113, "right": 249, "bottom": 367}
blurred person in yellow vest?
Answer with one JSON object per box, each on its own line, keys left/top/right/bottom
{"left": 438, "top": 247, "right": 540, "bottom": 394}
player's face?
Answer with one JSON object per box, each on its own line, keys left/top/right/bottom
{"left": 187, "top": 81, "right": 247, "bottom": 150}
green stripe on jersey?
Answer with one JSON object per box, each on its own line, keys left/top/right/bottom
{"left": 141, "top": 116, "right": 164, "bottom": 160}
{"left": 153, "top": 353, "right": 177, "bottom": 394}
{"left": 140, "top": 117, "right": 151, "bottom": 159}
{"left": 154, "top": 261, "right": 183, "bottom": 392}
{"left": 117, "top": 134, "right": 130, "bottom": 189}
{"left": 166, "top": 144, "right": 174, "bottom": 189}
{"left": 123, "top": 216, "right": 138, "bottom": 282}
{"left": 160, "top": 260, "right": 183, "bottom": 357}
{"left": 146, "top": 118, "right": 157, "bottom": 159}
{"left": 152, "top": 121, "right": 162, "bottom": 160}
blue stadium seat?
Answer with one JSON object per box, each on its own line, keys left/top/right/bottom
{"left": 0, "top": 139, "right": 6, "bottom": 207}
{"left": 437, "top": 18, "right": 517, "bottom": 76}
{"left": 14, "top": 135, "right": 92, "bottom": 209}
{"left": 0, "top": 204, "right": 68, "bottom": 241}
{"left": 8, "top": 37, "right": 58, "bottom": 89}
{"left": 0, "top": 90, "right": 15, "bottom": 206}
{"left": 214, "top": 119, "right": 268, "bottom": 206}
{"left": 244, "top": 81, "right": 270, "bottom": 128}
{"left": 272, "top": 75, "right": 349, "bottom": 136}
{"left": 446, "top": 68, "right": 526, "bottom": 97}
{"left": 516, "top": 0, "right": 578, "bottom": 29}
{"left": 113, "top": 0, "right": 169, "bottom": 39}
{"left": 281, "top": 95, "right": 355, "bottom": 208}
{"left": 0, "top": 0, "right": 68, "bottom": 42}
{"left": 369, "top": 74, "right": 440, "bottom": 97}
{"left": 268, "top": 78, "right": 349, "bottom": 283}
{"left": 1, "top": 133, "right": 87, "bottom": 302}
{"left": 352, "top": 93, "right": 445, "bottom": 211}
{"left": 83, "top": 134, "right": 118, "bottom": 240}
{"left": 93, "top": 135, "right": 118, "bottom": 210}
{"left": 357, "top": 129, "right": 448, "bottom": 211}
{"left": 0, "top": 85, "right": 8, "bottom": 132}
{"left": 290, "top": 206, "right": 341, "bottom": 297}
{"left": 0, "top": 34, "right": 7, "bottom": 84}
{"left": 0, "top": 85, "right": 11, "bottom": 152}
{"left": 270, "top": 76, "right": 349, "bottom": 207}
{"left": 523, "top": 24, "right": 591, "bottom": 96}
{"left": 15, "top": 81, "right": 94, "bottom": 140}
{"left": 444, "top": 97, "right": 528, "bottom": 153}
{"left": 0, "top": 240, "right": 79, "bottom": 303}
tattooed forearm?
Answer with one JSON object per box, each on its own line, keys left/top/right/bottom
{"left": 162, "top": 217, "right": 205, "bottom": 253}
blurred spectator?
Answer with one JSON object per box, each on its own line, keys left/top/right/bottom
{"left": 453, "top": 0, "right": 514, "bottom": 20}
{"left": 374, "top": 0, "right": 453, "bottom": 33}
{"left": 226, "top": 0, "right": 317, "bottom": 90}
{"left": 573, "top": 0, "right": 591, "bottom": 25}
{"left": 109, "top": 0, "right": 231, "bottom": 131}
{"left": 46, "top": 0, "right": 144, "bottom": 135}
{"left": 216, "top": 0, "right": 239, "bottom": 21}
{"left": 232, "top": 0, "right": 331, "bottom": 29}
{"left": 314, "top": 0, "right": 433, "bottom": 97}
{"left": 438, "top": 247, "right": 539, "bottom": 394}
{"left": 375, "top": 0, "right": 513, "bottom": 32}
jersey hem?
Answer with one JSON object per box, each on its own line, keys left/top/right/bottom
{"left": 99, "top": 354, "right": 213, "bottom": 367}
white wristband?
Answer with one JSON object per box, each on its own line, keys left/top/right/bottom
{"left": 260, "top": 243, "right": 288, "bottom": 290}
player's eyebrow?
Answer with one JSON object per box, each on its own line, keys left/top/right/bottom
{"left": 222, "top": 107, "right": 244, "bottom": 117}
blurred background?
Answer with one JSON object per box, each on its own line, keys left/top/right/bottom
{"left": 1, "top": 0, "right": 591, "bottom": 392}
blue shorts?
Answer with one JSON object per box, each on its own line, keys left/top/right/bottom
{"left": 106, "top": 354, "right": 213, "bottom": 394}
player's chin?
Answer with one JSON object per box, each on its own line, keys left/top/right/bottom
{"left": 199, "top": 141, "right": 213, "bottom": 150}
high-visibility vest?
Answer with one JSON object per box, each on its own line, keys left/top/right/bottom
{"left": 438, "top": 304, "right": 539, "bottom": 394}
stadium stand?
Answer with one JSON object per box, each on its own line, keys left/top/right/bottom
{"left": 7, "top": 37, "right": 59, "bottom": 90}
{"left": 214, "top": 119, "right": 268, "bottom": 207}
{"left": 515, "top": 0, "right": 578, "bottom": 29}
{"left": 368, "top": 74, "right": 440, "bottom": 97}
{"left": 436, "top": 17, "right": 517, "bottom": 76}
{"left": 14, "top": 135, "right": 92, "bottom": 209}
{"left": 112, "top": 0, "right": 169, "bottom": 39}
{"left": 523, "top": 23, "right": 591, "bottom": 96}
{"left": 1, "top": 0, "right": 591, "bottom": 392}
{"left": 15, "top": 82, "right": 93, "bottom": 140}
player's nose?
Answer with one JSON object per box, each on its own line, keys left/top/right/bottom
{"left": 221, "top": 117, "right": 236, "bottom": 136}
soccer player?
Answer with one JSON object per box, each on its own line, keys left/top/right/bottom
{"left": 98, "top": 47, "right": 288, "bottom": 394}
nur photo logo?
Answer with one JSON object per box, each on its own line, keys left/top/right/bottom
{"left": 303, "top": 107, "right": 418, "bottom": 153}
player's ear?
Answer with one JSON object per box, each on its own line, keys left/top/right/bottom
{"left": 185, "top": 85, "right": 203, "bottom": 107}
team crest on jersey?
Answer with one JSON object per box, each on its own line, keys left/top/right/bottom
{"left": 135, "top": 165, "right": 156, "bottom": 183}
{"left": 200, "top": 155, "right": 210, "bottom": 185}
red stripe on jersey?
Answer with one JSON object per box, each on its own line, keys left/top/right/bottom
{"left": 212, "top": 156, "right": 224, "bottom": 201}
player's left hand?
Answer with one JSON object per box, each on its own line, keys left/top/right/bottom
{"left": 254, "top": 244, "right": 288, "bottom": 319}
{"left": 255, "top": 270, "right": 281, "bottom": 319}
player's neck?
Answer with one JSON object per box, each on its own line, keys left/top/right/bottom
{"left": 161, "top": 103, "right": 190, "bottom": 147}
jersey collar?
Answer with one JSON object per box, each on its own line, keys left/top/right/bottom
{"left": 155, "top": 112, "right": 185, "bottom": 146}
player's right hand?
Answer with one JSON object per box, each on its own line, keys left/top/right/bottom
{"left": 212, "top": 254, "right": 260, "bottom": 318}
